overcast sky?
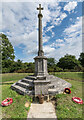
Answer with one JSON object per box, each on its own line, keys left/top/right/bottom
{"left": 0, "top": 1, "right": 83, "bottom": 62}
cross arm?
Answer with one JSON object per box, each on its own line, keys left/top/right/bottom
{"left": 37, "top": 8, "right": 43, "bottom": 10}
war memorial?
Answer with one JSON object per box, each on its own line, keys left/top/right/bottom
{"left": 11, "top": 4, "right": 71, "bottom": 99}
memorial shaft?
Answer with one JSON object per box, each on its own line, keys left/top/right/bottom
{"left": 37, "top": 4, "right": 44, "bottom": 56}
{"left": 34, "top": 4, "right": 48, "bottom": 77}
{"left": 39, "top": 14, "right": 42, "bottom": 51}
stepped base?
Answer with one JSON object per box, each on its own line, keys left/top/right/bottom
{"left": 11, "top": 75, "right": 72, "bottom": 96}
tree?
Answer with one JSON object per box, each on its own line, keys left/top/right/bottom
{"left": 78, "top": 52, "right": 84, "bottom": 67}
{"left": 47, "top": 58, "right": 56, "bottom": 67}
{"left": 0, "top": 34, "right": 15, "bottom": 73}
{"left": 13, "top": 60, "right": 23, "bottom": 70}
{"left": 57, "top": 54, "right": 80, "bottom": 70}
{"left": 1, "top": 34, "right": 15, "bottom": 60}
{"left": 26, "top": 62, "right": 35, "bottom": 73}
{"left": 47, "top": 58, "right": 56, "bottom": 72}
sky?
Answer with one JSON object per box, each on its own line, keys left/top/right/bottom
{"left": 0, "top": 1, "right": 83, "bottom": 62}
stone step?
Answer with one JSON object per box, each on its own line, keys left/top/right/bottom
{"left": 11, "top": 84, "right": 26, "bottom": 95}
{"left": 21, "top": 78, "right": 34, "bottom": 84}
{"left": 25, "top": 75, "right": 37, "bottom": 80}
{"left": 16, "top": 81, "right": 34, "bottom": 90}
{"left": 36, "top": 76, "right": 46, "bottom": 80}
{"left": 27, "top": 90, "right": 35, "bottom": 96}
{"left": 48, "top": 88, "right": 64, "bottom": 95}
{"left": 48, "top": 84, "right": 55, "bottom": 89}
{"left": 11, "top": 84, "right": 34, "bottom": 95}
{"left": 53, "top": 82, "right": 71, "bottom": 89}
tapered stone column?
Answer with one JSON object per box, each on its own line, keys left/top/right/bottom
{"left": 34, "top": 4, "right": 48, "bottom": 78}
{"left": 34, "top": 4, "right": 50, "bottom": 96}
{"left": 38, "top": 6, "right": 44, "bottom": 56}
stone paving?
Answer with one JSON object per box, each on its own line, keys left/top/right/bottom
{"left": 27, "top": 101, "right": 57, "bottom": 119}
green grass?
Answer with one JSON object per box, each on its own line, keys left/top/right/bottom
{"left": 50, "top": 72, "right": 84, "bottom": 82}
{"left": 1, "top": 82, "right": 32, "bottom": 119}
{"left": 1, "top": 73, "right": 34, "bottom": 82}
{"left": 55, "top": 80, "right": 83, "bottom": 119}
{"left": 1, "top": 73, "right": 33, "bottom": 119}
{"left": 1, "top": 72, "right": 84, "bottom": 119}
{"left": 51, "top": 72, "right": 84, "bottom": 119}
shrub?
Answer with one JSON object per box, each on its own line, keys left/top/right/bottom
{"left": 15, "top": 69, "right": 26, "bottom": 73}
{"left": 74, "top": 65, "right": 83, "bottom": 72}
{"left": 54, "top": 67, "right": 63, "bottom": 72}
{"left": 63, "top": 69, "right": 70, "bottom": 72}
{"left": 2, "top": 68, "right": 10, "bottom": 73}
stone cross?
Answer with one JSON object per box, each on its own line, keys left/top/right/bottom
{"left": 37, "top": 4, "right": 43, "bottom": 14}
{"left": 37, "top": 4, "right": 44, "bottom": 56}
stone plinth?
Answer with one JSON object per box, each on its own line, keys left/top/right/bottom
{"left": 34, "top": 56, "right": 48, "bottom": 77}
{"left": 34, "top": 80, "right": 50, "bottom": 96}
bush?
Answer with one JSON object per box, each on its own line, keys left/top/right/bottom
{"left": 70, "top": 69, "right": 76, "bottom": 72}
{"left": 48, "top": 68, "right": 54, "bottom": 72}
{"left": 2, "top": 68, "right": 10, "bottom": 73}
{"left": 25, "top": 69, "right": 34, "bottom": 73}
{"left": 82, "top": 67, "right": 84, "bottom": 72}
{"left": 54, "top": 67, "right": 63, "bottom": 72}
{"left": 74, "top": 65, "right": 83, "bottom": 72}
{"left": 15, "top": 69, "right": 26, "bottom": 73}
{"left": 63, "top": 69, "right": 70, "bottom": 72}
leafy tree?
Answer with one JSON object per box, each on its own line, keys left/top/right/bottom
{"left": 54, "top": 66, "right": 63, "bottom": 72}
{"left": 13, "top": 62, "right": 35, "bottom": 73}
{"left": 57, "top": 54, "right": 80, "bottom": 70}
{"left": 1, "top": 34, "right": 15, "bottom": 60}
{"left": 0, "top": 33, "right": 15, "bottom": 73}
{"left": 47, "top": 58, "right": 56, "bottom": 67}
{"left": 26, "top": 62, "right": 35, "bottom": 73}
{"left": 47, "top": 58, "right": 56, "bottom": 72}
{"left": 78, "top": 52, "right": 84, "bottom": 67}
{"left": 16, "top": 59, "right": 23, "bottom": 68}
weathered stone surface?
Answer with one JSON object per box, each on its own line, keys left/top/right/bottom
{"left": 34, "top": 80, "right": 51, "bottom": 95}
{"left": 11, "top": 77, "right": 34, "bottom": 96}
{"left": 34, "top": 56, "right": 48, "bottom": 77}
{"left": 11, "top": 75, "right": 72, "bottom": 96}
{"left": 27, "top": 101, "right": 57, "bottom": 118}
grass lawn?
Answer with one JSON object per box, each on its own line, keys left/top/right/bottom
{"left": 53, "top": 72, "right": 84, "bottom": 120}
{"left": 1, "top": 73, "right": 33, "bottom": 119}
{"left": 50, "top": 72, "right": 84, "bottom": 82}
{"left": 1, "top": 73, "right": 34, "bottom": 82}
{"left": 1, "top": 72, "right": 84, "bottom": 119}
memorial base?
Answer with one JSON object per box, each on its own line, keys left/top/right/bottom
{"left": 34, "top": 80, "right": 50, "bottom": 96}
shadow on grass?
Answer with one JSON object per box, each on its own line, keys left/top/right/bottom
{"left": 0, "top": 82, "right": 14, "bottom": 85}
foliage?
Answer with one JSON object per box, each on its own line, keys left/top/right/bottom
{"left": 74, "top": 65, "right": 83, "bottom": 72}
{"left": 2, "top": 58, "right": 35, "bottom": 73}
{"left": 1, "top": 34, "right": 83, "bottom": 73}
{"left": 78, "top": 52, "right": 84, "bottom": 67}
{"left": 47, "top": 58, "right": 56, "bottom": 66}
{"left": 54, "top": 66, "right": 63, "bottom": 72}
{"left": 47, "top": 58, "right": 57, "bottom": 72}
{"left": 1, "top": 34, "right": 15, "bottom": 61}
{"left": 1, "top": 34, "right": 15, "bottom": 73}
{"left": 57, "top": 54, "right": 80, "bottom": 70}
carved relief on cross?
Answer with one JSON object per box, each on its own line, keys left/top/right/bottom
{"left": 37, "top": 4, "right": 43, "bottom": 14}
